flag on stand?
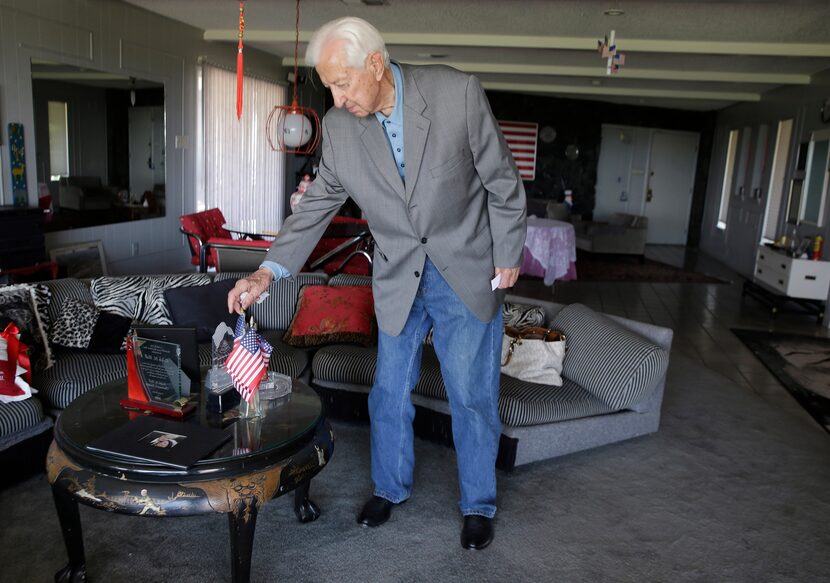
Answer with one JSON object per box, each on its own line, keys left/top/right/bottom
{"left": 225, "top": 315, "right": 273, "bottom": 402}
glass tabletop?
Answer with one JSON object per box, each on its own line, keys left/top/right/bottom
{"left": 55, "top": 377, "right": 323, "bottom": 469}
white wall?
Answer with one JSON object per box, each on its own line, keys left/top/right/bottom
{"left": 0, "top": 0, "right": 286, "bottom": 274}
{"left": 699, "top": 68, "right": 830, "bottom": 273}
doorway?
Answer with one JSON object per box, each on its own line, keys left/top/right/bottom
{"left": 645, "top": 131, "right": 700, "bottom": 244}
{"left": 596, "top": 125, "right": 699, "bottom": 245}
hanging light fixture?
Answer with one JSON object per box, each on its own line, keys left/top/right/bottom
{"left": 266, "top": 0, "right": 320, "bottom": 154}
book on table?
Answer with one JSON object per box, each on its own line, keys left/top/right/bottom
{"left": 86, "top": 415, "right": 232, "bottom": 469}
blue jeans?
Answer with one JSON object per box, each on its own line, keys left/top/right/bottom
{"left": 368, "top": 257, "right": 502, "bottom": 517}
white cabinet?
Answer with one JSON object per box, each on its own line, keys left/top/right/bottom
{"left": 754, "top": 246, "right": 830, "bottom": 300}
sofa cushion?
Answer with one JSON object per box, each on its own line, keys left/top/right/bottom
{"left": 551, "top": 303, "right": 669, "bottom": 410}
{"left": 214, "top": 272, "right": 329, "bottom": 331}
{"left": 91, "top": 274, "right": 210, "bottom": 325}
{"left": 34, "top": 350, "right": 126, "bottom": 410}
{"left": 0, "top": 397, "right": 48, "bottom": 439}
{"left": 50, "top": 298, "right": 131, "bottom": 353}
{"left": 284, "top": 285, "right": 375, "bottom": 347}
{"left": 164, "top": 280, "right": 237, "bottom": 343}
{"left": 311, "top": 344, "right": 615, "bottom": 426}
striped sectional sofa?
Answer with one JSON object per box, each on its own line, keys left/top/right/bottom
{"left": 314, "top": 276, "right": 673, "bottom": 470}
{"left": 2, "top": 270, "right": 672, "bottom": 482}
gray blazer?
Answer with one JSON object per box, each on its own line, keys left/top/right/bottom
{"left": 265, "top": 63, "right": 527, "bottom": 336}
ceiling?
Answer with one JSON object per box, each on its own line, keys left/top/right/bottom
{"left": 123, "top": 0, "right": 830, "bottom": 111}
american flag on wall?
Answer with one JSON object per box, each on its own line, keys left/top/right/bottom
{"left": 498, "top": 120, "right": 538, "bottom": 181}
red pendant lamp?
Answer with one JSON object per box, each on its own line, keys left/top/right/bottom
{"left": 236, "top": 0, "right": 245, "bottom": 120}
{"left": 266, "top": 0, "right": 320, "bottom": 154}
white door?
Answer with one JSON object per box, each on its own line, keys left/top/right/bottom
{"left": 644, "top": 131, "right": 700, "bottom": 244}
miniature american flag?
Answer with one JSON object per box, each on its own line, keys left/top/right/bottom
{"left": 225, "top": 315, "right": 273, "bottom": 402}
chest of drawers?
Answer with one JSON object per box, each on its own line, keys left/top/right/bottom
{"left": 754, "top": 246, "right": 830, "bottom": 300}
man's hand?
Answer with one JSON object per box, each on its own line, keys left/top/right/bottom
{"left": 495, "top": 266, "right": 520, "bottom": 289}
{"left": 227, "top": 267, "right": 274, "bottom": 314}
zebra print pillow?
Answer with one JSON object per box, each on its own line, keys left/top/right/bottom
{"left": 423, "top": 301, "right": 546, "bottom": 346}
{"left": 502, "top": 302, "right": 546, "bottom": 329}
{"left": 91, "top": 274, "right": 210, "bottom": 325}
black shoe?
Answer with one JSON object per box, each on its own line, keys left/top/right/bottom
{"left": 461, "top": 515, "right": 494, "bottom": 550}
{"left": 357, "top": 496, "right": 398, "bottom": 527}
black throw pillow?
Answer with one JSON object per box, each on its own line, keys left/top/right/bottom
{"left": 87, "top": 311, "right": 133, "bottom": 353}
{"left": 164, "top": 280, "right": 237, "bottom": 343}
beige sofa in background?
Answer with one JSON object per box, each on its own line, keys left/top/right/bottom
{"left": 573, "top": 213, "right": 648, "bottom": 257}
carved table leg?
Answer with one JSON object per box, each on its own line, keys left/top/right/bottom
{"left": 228, "top": 501, "right": 258, "bottom": 583}
{"left": 52, "top": 485, "right": 87, "bottom": 583}
{"left": 294, "top": 479, "right": 321, "bottom": 523}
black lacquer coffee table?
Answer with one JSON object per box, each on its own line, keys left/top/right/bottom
{"left": 47, "top": 378, "right": 334, "bottom": 583}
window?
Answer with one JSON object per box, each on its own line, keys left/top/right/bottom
{"left": 200, "top": 65, "right": 287, "bottom": 228}
{"left": 760, "top": 119, "right": 793, "bottom": 242}
{"left": 47, "top": 100, "right": 69, "bottom": 180}
{"left": 717, "top": 129, "right": 740, "bottom": 230}
{"left": 800, "top": 129, "right": 830, "bottom": 226}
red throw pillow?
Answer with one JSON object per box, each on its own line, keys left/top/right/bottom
{"left": 283, "top": 285, "right": 375, "bottom": 347}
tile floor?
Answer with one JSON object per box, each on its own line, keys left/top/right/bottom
{"left": 512, "top": 245, "right": 830, "bottom": 434}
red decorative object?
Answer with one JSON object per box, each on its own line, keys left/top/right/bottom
{"left": 283, "top": 285, "right": 375, "bottom": 347}
{"left": 266, "top": 0, "right": 321, "bottom": 155}
{"left": 236, "top": 0, "right": 245, "bottom": 120}
{"left": 0, "top": 323, "right": 30, "bottom": 397}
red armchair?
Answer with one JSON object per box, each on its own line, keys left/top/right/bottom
{"left": 305, "top": 216, "right": 372, "bottom": 276}
{"left": 179, "top": 208, "right": 234, "bottom": 272}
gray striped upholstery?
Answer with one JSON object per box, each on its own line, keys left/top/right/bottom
{"left": 551, "top": 303, "right": 669, "bottom": 410}
{"left": 0, "top": 397, "right": 48, "bottom": 438}
{"left": 34, "top": 350, "right": 125, "bottom": 410}
{"left": 198, "top": 333, "right": 308, "bottom": 378}
{"left": 41, "top": 278, "right": 93, "bottom": 327}
{"left": 312, "top": 344, "right": 613, "bottom": 427}
{"left": 214, "top": 272, "right": 328, "bottom": 331}
{"left": 35, "top": 335, "right": 308, "bottom": 411}
{"left": 328, "top": 274, "right": 372, "bottom": 287}
{"left": 498, "top": 375, "right": 614, "bottom": 426}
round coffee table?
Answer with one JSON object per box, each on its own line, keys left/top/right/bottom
{"left": 47, "top": 377, "right": 333, "bottom": 583}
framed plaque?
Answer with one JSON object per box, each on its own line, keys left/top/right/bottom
{"left": 121, "top": 333, "right": 195, "bottom": 418}
{"left": 134, "top": 336, "right": 182, "bottom": 403}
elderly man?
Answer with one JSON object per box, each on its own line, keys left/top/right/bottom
{"left": 228, "top": 16, "right": 526, "bottom": 550}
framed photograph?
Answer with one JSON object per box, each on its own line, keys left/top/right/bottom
{"left": 49, "top": 240, "right": 108, "bottom": 278}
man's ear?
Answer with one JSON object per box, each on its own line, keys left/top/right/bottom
{"left": 370, "top": 52, "right": 384, "bottom": 80}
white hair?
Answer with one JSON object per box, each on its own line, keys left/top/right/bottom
{"left": 305, "top": 17, "right": 390, "bottom": 70}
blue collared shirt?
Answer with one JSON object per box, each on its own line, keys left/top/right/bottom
{"left": 374, "top": 62, "right": 405, "bottom": 180}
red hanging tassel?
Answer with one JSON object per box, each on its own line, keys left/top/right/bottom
{"left": 236, "top": 0, "right": 245, "bottom": 120}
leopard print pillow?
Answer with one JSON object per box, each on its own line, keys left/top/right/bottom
{"left": 51, "top": 299, "right": 98, "bottom": 349}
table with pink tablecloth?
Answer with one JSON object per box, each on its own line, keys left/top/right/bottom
{"left": 520, "top": 217, "right": 577, "bottom": 285}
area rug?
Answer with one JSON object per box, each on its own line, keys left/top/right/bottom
{"left": 574, "top": 252, "right": 727, "bottom": 283}
{"left": 732, "top": 328, "right": 830, "bottom": 434}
